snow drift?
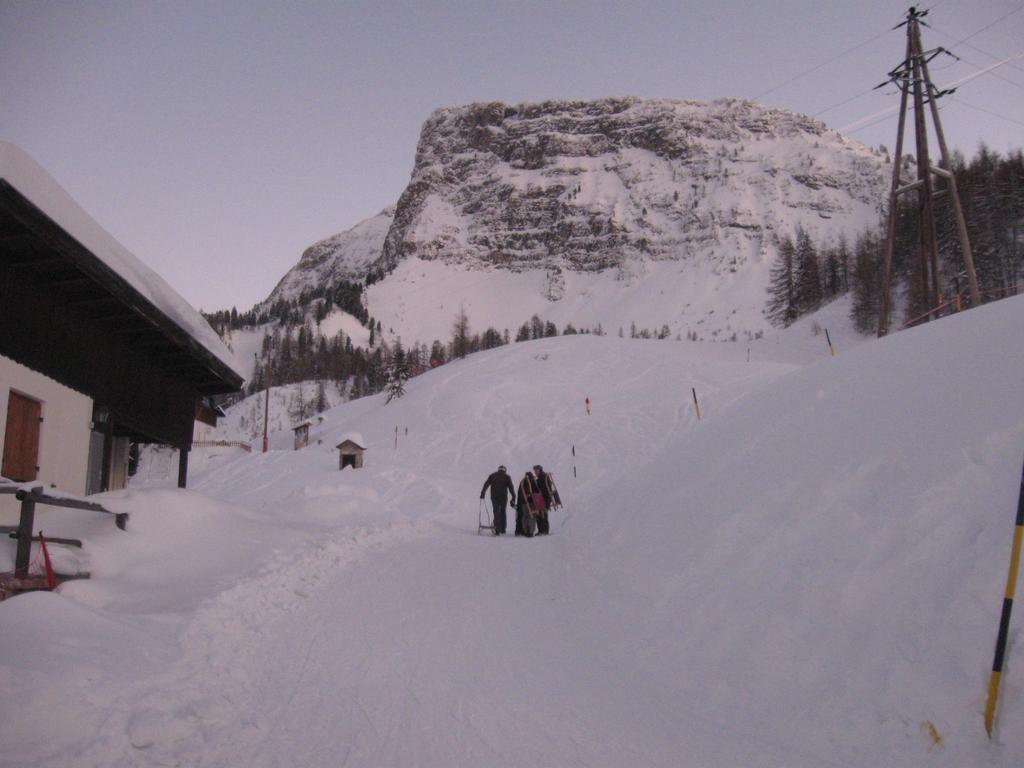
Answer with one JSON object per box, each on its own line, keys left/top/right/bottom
{"left": 1, "top": 295, "right": 1023, "bottom": 767}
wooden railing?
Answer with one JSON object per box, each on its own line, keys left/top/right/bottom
{"left": 904, "top": 285, "right": 1021, "bottom": 329}
{"left": 191, "top": 440, "right": 252, "bottom": 453}
{"left": 1, "top": 484, "right": 127, "bottom": 578}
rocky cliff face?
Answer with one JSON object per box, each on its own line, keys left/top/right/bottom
{"left": 265, "top": 206, "right": 394, "bottom": 305}
{"left": 264, "top": 97, "right": 891, "bottom": 341}
{"left": 378, "top": 97, "right": 889, "bottom": 275}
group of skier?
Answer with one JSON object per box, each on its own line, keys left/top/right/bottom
{"left": 480, "top": 464, "right": 561, "bottom": 537}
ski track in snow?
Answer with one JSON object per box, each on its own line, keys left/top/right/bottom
{"left": 58, "top": 516, "right": 436, "bottom": 767}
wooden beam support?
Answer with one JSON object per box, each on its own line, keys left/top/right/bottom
{"left": 14, "top": 496, "right": 36, "bottom": 577}
{"left": 177, "top": 445, "right": 189, "bottom": 489}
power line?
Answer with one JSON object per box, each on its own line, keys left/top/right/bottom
{"left": 949, "top": 96, "right": 1024, "bottom": 128}
{"left": 954, "top": 54, "right": 1024, "bottom": 90}
{"left": 813, "top": 87, "right": 877, "bottom": 118}
{"left": 932, "top": 2, "right": 1024, "bottom": 48}
{"left": 748, "top": 24, "right": 895, "bottom": 102}
{"left": 838, "top": 51, "right": 1024, "bottom": 133}
{"left": 929, "top": 26, "right": 1024, "bottom": 82}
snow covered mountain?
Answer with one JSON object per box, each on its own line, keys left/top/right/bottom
{"left": 263, "top": 97, "right": 891, "bottom": 343}
{"left": 381, "top": 97, "right": 887, "bottom": 271}
{"left": 264, "top": 206, "right": 395, "bottom": 305}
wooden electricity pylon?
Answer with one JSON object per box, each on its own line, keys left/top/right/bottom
{"left": 876, "top": 6, "right": 981, "bottom": 337}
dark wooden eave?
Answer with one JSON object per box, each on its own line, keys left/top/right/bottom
{"left": 0, "top": 180, "right": 242, "bottom": 396}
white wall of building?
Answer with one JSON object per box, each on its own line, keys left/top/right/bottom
{"left": 1, "top": 354, "right": 93, "bottom": 523}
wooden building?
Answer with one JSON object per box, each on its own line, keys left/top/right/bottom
{"left": 336, "top": 436, "right": 365, "bottom": 470}
{"left": 293, "top": 421, "right": 312, "bottom": 451}
{"left": 0, "top": 142, "right": 243, "bottom": 514}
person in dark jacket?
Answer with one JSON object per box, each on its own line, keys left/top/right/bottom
{"left": 480, "top": 465, "right": 516, "bottom": 535}
{"left": 515, "top": 471, "right": 539, "bottom": 537}
{"left": 532, "top": 465, "right": 561, "bottom": 535}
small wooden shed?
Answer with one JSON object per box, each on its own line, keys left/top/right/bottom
{"left": 293, "top": 421, "right": 312, "bottom": 451}
{"left": 336, "top": 435, "right": 365, "bottom": 470}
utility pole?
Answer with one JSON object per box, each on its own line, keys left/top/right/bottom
{"left": 876, "top": 6, "right": 981, "bottom": 337}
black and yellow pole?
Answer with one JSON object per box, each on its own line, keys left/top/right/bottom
{"left": 692, "top": 388, "right": 701, "bottom": 421}
{"left": 985, "top": 451, "right": 1024, "bottom": 737}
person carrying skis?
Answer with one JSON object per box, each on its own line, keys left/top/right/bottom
{"left": 532, "top": 464, "right": 561, "bottom": 536}
{"left": 515, "top": 471, "right": 539, "bottom": 537}
{"left": 480, "top": 465, "right": 515, "bottom": 535}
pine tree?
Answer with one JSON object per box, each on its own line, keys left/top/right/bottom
{"left": 315, "top": 380, "right": 328, "bottom": 414}
{"left": 451, "top": 305, "right": 471, "bottom": 359}
{"left": 430, "top": 339, "right": 447, "bottom": 366}
{"left": 794, "top": 226, "right": 822, "bottom": 315}
{"left": 766, "top": 235, "right": 798, "bottom": 326}
{"left": 529, "top": 314, "right": 544, "bottom": 340}
{"left": 850, "top": 230, "right": 881, "bottom": 334}
{"left": 481, "top": 327, "right": 503, "bottom": 349}
{"left": 822, "top": 246, "right": 842, "bottom": 300}
{"left": 385, "top": 357, "right": 409, "bottom": 404}
{"left": 366, "top": 348, "right": 386, "bottom": 393}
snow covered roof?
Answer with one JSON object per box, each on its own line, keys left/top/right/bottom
{"left": 0, "top": 141, "right": 245, "bottom": 383}
{"left": 336, "top": 432, "right": 365, "bottom": 450}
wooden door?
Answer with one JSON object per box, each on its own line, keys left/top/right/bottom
{"left": 2, "top": 391, "right": 42, "bottom": 482}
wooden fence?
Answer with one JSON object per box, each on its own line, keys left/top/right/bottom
{"left": 191, "top": 440, "right": 252, "bottom": 453}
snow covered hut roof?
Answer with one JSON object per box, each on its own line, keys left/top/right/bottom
{"left": 336, "top": 433, "right": 365, "bottom": 450}
{"left": 0, "top": 141, "right": 245, "bottom": 385}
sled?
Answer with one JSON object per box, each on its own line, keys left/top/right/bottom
{"left": 478, "top": 499, "right": 494, "bottom": 535}
{"left": 522, "top": 508, "right": 537, "bottom": 537}
{"left": 518, "top": 479, "right": 539, "bottom": 537}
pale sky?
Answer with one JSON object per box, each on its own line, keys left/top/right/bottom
{"left": 2, "top": 0, "right": 1022, "bottom": 311}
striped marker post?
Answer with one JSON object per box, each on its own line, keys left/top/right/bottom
{"left": 985, "top": 451, "right": 1024, "bottom": 737}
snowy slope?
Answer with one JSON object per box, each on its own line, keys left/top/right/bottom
{"left": 1, "top": 297, "right": 1023, "bottom": 767}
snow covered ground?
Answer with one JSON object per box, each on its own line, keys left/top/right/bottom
{"left": 2, "top": 296, "right": 1023, "bottom": 767}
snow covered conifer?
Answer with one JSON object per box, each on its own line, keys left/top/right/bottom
{"left": 451, "top": 305, "right": 471, "bottom": 359}
{"left": 850, "top": 230, "right": 882, "bottom": 334}
{"left": 385, "top": 359, "right": 409, "bottom": 404}
{"left": 766, "top": 235, "right": 798, "bottom": 327}
{"left": 794, "top": 226, "right": 822, "bottom": 315}
{"left": 315, "top": 380, "right": 328, "bottom": 414}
